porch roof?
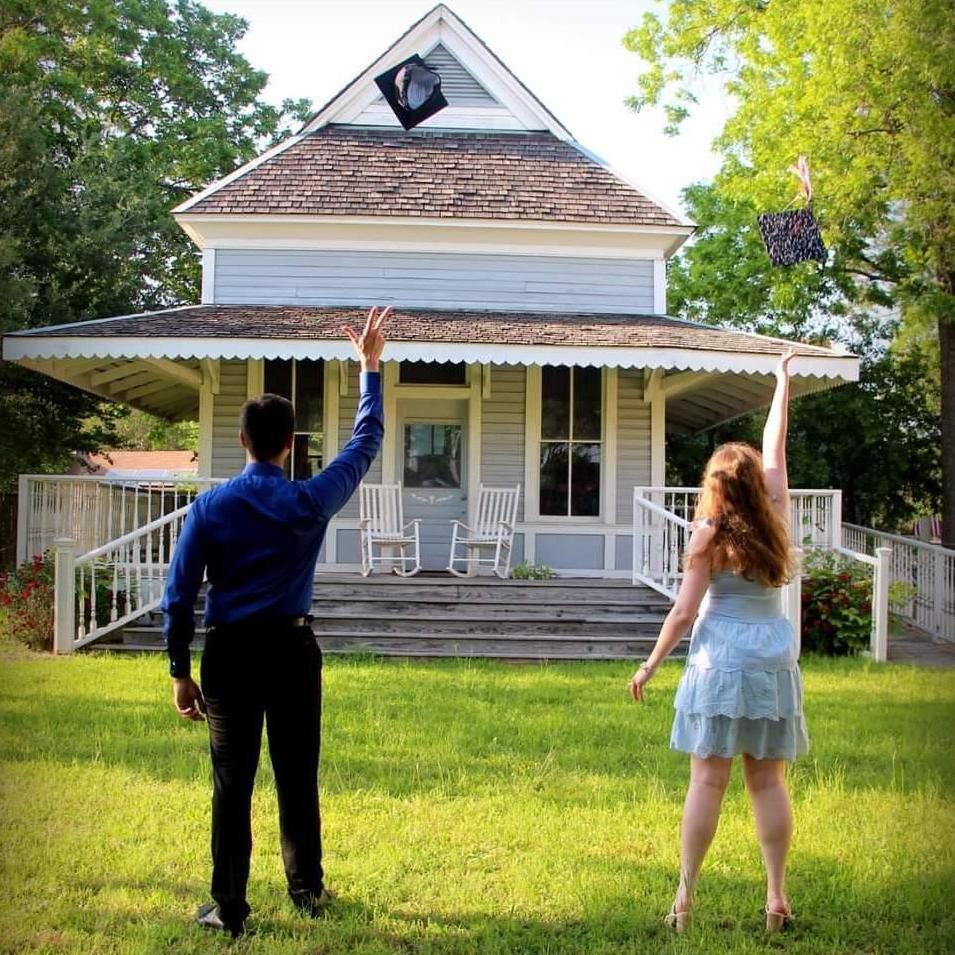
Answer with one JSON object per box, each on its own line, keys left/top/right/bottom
{"left": 3, "top": 304, "right": 859, "bottom": 432}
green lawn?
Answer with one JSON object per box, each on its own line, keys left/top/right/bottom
{"left": 0, "top": 647, "right": 953, "bottom": 955}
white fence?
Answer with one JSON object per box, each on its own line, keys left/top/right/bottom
{"left": 16, "top": 474, "right": 224, "bottom": 565}
{"left": 632, "top": 487, "right": 895, "bottom": 661}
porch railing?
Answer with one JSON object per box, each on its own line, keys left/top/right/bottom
{"left": 843, "top": 523, "right": 954, "bottom": 643}
{"left": 16, "top": 474, "right": 225, "bottom": 566}
{"left": 632, "top": 487, "right": 895, "bottom": 660}
{"left": 53, "top": 503, "right": 192, "bottom": 652}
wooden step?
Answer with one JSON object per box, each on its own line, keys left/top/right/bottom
{"left": 310, "top": 597, "right": 669, "bottom": 615}
{"left": 96, "top": 632, "right": 683, "bottom": 662}
{"left": 309, "top": 612, "right": 663, "bottom": 636}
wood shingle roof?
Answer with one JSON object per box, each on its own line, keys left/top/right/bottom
{"left": 182, "top": 127, "right": 685, "bottom": 227}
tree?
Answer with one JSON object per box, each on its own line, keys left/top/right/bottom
{"left": 0, "top": 0, "right": 310, "bottom": 489}
{"left": 663, "top": 182, "right": 941, "bottom": 531}
{"left": 625, "top": 0, "right": 955, "bottom": 545}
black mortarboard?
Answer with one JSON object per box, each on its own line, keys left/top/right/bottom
{"left": 757, "top": 156, "right": 827, "bottom": 267}
{"left": 374, "top": 54, "right": 447, "bottom": 130}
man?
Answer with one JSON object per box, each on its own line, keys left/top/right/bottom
{"left": 161, "top": 305, "right": 390, "bottom": 938}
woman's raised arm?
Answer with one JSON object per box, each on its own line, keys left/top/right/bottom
{"left": 762, "top": 350, "right": 795, "bottom": 514}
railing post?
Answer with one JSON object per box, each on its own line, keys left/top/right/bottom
{"left": 871, "top": 546, "right": 891, "bottom": 662}
{"left": 933, "top": 548, "right": 944, "bottom": 638}
{"left": 785, "top": 547, "right": 803, "bottom": 658}
{"left": 16, "top": 474, "right": 29, "bottom": 567}
{"left": 831, "top": 490, "right": 843, "bottom": 549}
{"left": 53, "top": 538, "right": 76, "bottom": 655}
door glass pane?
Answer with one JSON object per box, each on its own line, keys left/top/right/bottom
{"left": 541, "top": 366, "right": 570, "bottom": 440}
{"left": 570, "top": 443, "right": 601, "bottom": 516}
{"left": 295, "top": 359, "right": 324, "bottom": 433}
{"left": 264, "top": 358, "right": 292, "bottom": 400}
{"left": 292, "top": 433, "right": 323, "bottom": 481}
{"left": 404, "top": 424, "right": 462, "bottom": 488}
{"left": 573, "top": 367, "right": 602, "bottom": 440}
{"left": 400, "top": 361, "right": 467, "bottom": 385}
{"left": 539, "top": 442, "right": 569, "bottom": 516}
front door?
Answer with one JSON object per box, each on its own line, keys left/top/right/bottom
{"left": 399, "top": 400, "right": 468, "bottom": 571}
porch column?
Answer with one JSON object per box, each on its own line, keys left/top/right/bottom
{"left": 467, "top": 364, "right": 483, "bottom": 528}
{"left": 647, "top": 369, "right": 666, "bottom": 487}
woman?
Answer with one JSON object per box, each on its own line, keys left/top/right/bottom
{"left": 629, "top": 350, "right": 808, "bottom": 934}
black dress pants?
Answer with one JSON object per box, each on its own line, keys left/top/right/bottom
{"left": 200, "top": 619, "right": 323, "bottom": 925}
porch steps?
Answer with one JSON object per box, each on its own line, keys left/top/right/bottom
{"left": 98, "top": 574, "right": 678, "bottom": 661}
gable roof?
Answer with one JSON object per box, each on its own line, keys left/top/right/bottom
{"left": 181, "top": 127, "right": 685, "bottom": 226}
{"left": 298, "top": 3, "right": 573, "bottom": 138}
{"left": 173, "top": 4, "right": 694, "bottom": 231}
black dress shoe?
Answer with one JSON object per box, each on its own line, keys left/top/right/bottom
{"left": 289, "top": 887, "right": 335, "bottom": 917}
{"left": 196, "top": 902, "right": 245, "bottom": 938}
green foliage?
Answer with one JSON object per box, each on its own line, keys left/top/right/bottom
{"left": 510, "top": 562, "right": 557, "bottom": 580}
{"left": 0, "top": 553, "right": 54, "bottom": 651}
{"left": 110, "top": 409, "right": 199, "bottom": 452}
{"left": 0, "top": 1, "right": 311, "bottom": 490}
{"left": 800, "top": 549, "right": 872, "bottom": 656}
{"left": 626, "top": 0, "right": 955, "bottom": 543}
{"left": 0, "top": 654, "right": 954, "bottom": 952}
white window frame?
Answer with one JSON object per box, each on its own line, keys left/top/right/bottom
{"left": 263, "top": 357, "right": 326, "bottom": 479}
{"left": 525, "top": 365, "right": 609, "bottom": 523}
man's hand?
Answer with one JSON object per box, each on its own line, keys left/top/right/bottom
{"left": 342, "top": 305, "right": 392, "bottom": 373}
{"left": 173, "top": 677, "right": 206, "bottom": 721}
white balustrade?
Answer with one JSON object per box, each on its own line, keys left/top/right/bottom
{"left": 842, "top": 523, "right": 954, "bottom": 643}
{"left": 631, "top": 487, "right": 901, "bottom": 661}
{"left": 52, "top": 502, "right": 195, "bottom": 652}
{"left": 16, "top": 475, "right": 225, "bottom": 566}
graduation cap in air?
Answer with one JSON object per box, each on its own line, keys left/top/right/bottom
{"left": 757, "top": 157, "right": 827, "bottom": 267}
{"left": 374, "top": 54, "right": 448, "bottom": 130}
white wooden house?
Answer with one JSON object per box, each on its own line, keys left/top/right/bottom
{"left": 3, "top": 4, "right": 880, "bottom": 656}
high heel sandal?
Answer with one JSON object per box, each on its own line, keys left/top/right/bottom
{"left": 765, "top": 903, "right": 794, "bottom": 932}
{"left": 664, "top": 869, "right": 692, "bottom": 934}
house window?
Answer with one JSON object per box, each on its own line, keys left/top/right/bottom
{"left": 263, "top": 358, "right": 324, "bottom": 480}
{"left": 399, "top": 361, "right": 467, "bottom": 385}
{"left": 403, "top": 424, "right": 463, "bottom": 488}
{"left": 539, "top": 366, "right": 602, "bottom": 517}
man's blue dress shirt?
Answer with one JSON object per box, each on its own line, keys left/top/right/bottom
{"left": 161, "top": 371, "right": 383, "bottom": 678}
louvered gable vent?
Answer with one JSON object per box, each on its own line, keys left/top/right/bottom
{"left": 375, "top": 43, "right": 498, "bottom": 107}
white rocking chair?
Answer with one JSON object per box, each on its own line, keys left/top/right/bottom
{"left": 448, "top": 484, "right": 521, "bottom": 579}
{"left": 358, "top": 483, "right": 421, "bottom": 577}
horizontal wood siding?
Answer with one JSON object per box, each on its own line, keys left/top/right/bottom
{"left": 337, "top": 362, "right": 382, "bottom": 519}
{"left": 480, "top": 365, "right": 526, "bottom": 521}
{"left": 214, "top": 250, "right": 655, "bottom": 314}
{"left": 211, "top": 360, "right": 248, "bottom": 478}
{"left": 616, "top": 368, "right": 651, "bottom": 525}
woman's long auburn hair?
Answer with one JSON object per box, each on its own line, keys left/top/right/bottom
{"left": 689, "top": 442, "right": 794, "bottom": 587}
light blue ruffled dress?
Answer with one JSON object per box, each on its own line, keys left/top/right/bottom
{"left": 670, "top": 571, "right": 810, "bottom": 761}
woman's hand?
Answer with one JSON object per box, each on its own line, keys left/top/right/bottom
{"left": 342, "top": 305, "right": 392, "bottom": 373}
{"left": 629, "top": 664, "right": 653, "bottom": 703}
{"left": 775, "top": 348, "right": 796, "bottom": 380}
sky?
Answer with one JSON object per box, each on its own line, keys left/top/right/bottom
{"left": 200, "top": 0, "right": 732, "bottom": 217}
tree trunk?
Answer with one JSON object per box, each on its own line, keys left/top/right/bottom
{"left": 939, "top": 315, "right": 955, "bottom": 549}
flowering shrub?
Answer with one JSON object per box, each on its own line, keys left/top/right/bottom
{"left": 511, "top": 562, "right": 556, "bottom": 580}
{"left": 0, "top": 553, "right": 55, "bottom": 651}
{"left": 800, "top": 549, "right": 872, "bottom": 655}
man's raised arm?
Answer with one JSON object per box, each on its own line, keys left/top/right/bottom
{"left": 305, "top": 306, "right": 390, "bottom": 519}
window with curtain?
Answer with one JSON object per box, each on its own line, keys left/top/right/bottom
{"left": 263, "top": 358, "right": 324, "bottom": 480}
{"left": 539, "top": 366, "right": 601, "bottom": 517}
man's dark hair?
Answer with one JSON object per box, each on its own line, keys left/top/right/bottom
{"left": 240, "top": 394, "right": 295, "bottom": 461}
